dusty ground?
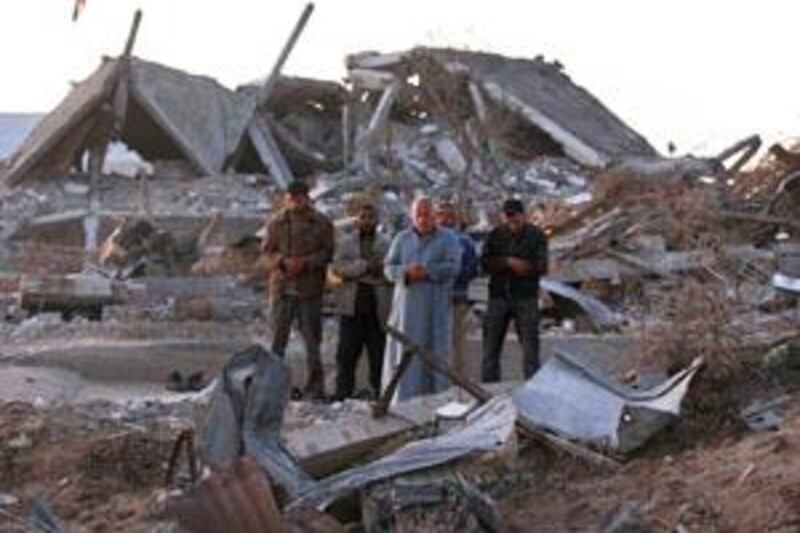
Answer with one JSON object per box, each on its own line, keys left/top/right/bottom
{"left": 0, "top": 358, "right": 798, "bottom": 532}
{"left": 0, "top": 401, "right": 181, "bottom": 532}
{"left": 502, "top": 412, "right": 800, "bottom": 532}
{"left": 502, "top": 366, "right": 800, "bottom": 533}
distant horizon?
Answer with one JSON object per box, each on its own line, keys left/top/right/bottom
{"left": 0, "top": 112, "right": 43, "bottom": 117}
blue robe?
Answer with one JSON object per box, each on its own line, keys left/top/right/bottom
{"left": 382, "top": 227, "right": 462, "bottom": 401}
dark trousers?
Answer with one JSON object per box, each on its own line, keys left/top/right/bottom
{"left": 482, "top": 297, "right": 540, "bottom": 382}
{"left": 270, "top": 295, "right": 324, "bottom": 394}
{"left": 335, "top": 311, "right": 386, "bottom": 398}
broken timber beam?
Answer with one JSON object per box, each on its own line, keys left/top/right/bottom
{"left": 381, "top": 324, "right": 621, "bottom": 471}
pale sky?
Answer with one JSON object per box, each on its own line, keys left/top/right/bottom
{"left": 2, "top": 0, "right": 799, "bottom": 155}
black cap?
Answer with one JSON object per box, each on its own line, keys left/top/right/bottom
{"left": 286, "top": 181, "right": 309, "bottom": 196}
{"left": 502, "top": 199, "right": 524, "bottom": 215}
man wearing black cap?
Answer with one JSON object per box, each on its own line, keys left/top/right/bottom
{"left": 480, "top": 198, "right": 548, "bottom": 382}
{"left": 262, "top": 181, "right": 334, "bottom": 399}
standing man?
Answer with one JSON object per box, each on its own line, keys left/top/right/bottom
{"left": 481, "top": 199, "right": 548, "bottom": 382}
{"left": 435, "top": 201, "right": 478, "bottom": 380}
{"left": 262, "top": 181, "right": 334, "bottom": 399}
{"left": 331, "top": 202, "right": 393, "bottom": 400}
{"left": 383, "top": 197, "right": 462, "bottom": 401}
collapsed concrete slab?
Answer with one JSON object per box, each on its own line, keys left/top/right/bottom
{"left": 3, "top": 57, "right": 254, "bottom": 185}
{"left": 235, "top": 77, "right": 346, "bottom": 178}
{"left": 347, "top": 47, "right": 658, "bottom": 169}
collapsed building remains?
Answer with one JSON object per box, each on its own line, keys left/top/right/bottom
{"left": 0, "top": 4, "right": 799, "bottom": 532}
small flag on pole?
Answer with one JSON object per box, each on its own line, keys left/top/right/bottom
{"left": 72, "top": 0, "right": 86, "bottom": 21}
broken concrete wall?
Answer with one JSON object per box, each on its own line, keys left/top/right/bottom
{"left": 2, "top": 58, "right": 120, "bottom": 185}
{"left": 234, "top": 76, "right": 346, "bottom": 178}
{"left": 127, "top": 58, "right": 254, "bottom": 175}
{"left": 345, "top": 47, "right": 657, "bottom": 178}
{"left": 3, "top": 57, "right": 257, "bottom": 186}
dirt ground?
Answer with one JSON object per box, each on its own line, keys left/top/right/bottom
{"left": 0, "top": 363, "right": 798, "bottom": 532}
{"left": 501, "top": 366, "right": 800, "bottom": 533}
{"left": 0, "top": 401, "right": 178, "bottom": 532}
{"left": 500, "top": 412, "right": 799, "bottom": 532}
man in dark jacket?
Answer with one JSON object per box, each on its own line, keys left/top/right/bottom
{"left": 480, "top": 199, "right": 548, "bottom": 382}
{"left": 262, "top": 181, "right": 334, "bottom": 398}
{"left": 331, "top": 203, "right": 392, "bottom": 400}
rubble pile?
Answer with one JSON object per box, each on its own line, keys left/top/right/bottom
{"left": 0, "top": 4, "right": 799, "bottom": 532}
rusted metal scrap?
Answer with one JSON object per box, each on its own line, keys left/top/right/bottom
{"left": 378, "top": 324, "right": 621, "bottom": 471}
{"left": 166, "top": 456, "right": 344, "bottom": 533}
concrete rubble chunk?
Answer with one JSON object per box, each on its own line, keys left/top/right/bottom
{"left": 2, "top": 10, "right": 800, "bottom": 532}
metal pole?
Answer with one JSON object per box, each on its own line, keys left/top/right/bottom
{"left": 258, "top": 3, "right": 315, "bottom": 106}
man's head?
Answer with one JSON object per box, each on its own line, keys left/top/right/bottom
{"left": 434, "top": 200, "right": 459, "bottom": 229}
{"left": 284, "top": 181, "right": 310, "bottom": 211}
{"left": 411, "top": 196, "right": 435, "bottom": 235}
{"left": 502, "top": 198, "right": 526, "bottom": 234}
{"left": 357, "top": 203, "right": 378, "bottom": 234}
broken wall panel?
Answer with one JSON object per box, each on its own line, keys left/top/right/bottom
{"left": 426, "top": 48, "right": 658, "bottom": 165}
{"left": 120, "top": 95, "right": 186, "bottom": 162}
{"left": 129, "top": 58, "right": 254, "bottom": 176}
{"left": 3, "top": 58, "right": 120, "bottom": 185}
{"left": 4, "top": 57, "right": 261, "bottom": 186}
{"left": 347, "top": 47, "right": 658, "bottom": 170}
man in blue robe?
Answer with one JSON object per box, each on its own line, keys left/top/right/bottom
{"left": 382, "top": 197, "right": 462, "bottom": 401}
